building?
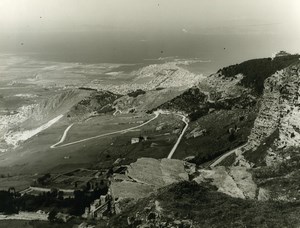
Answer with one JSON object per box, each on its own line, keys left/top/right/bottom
{"left": 82, "top": 194, "right": 111, "bottom": 219}
{"left": 131, "top": 138, "right": 140, "bottom": 144}
{"left": 272, "top": 51, "right": 291, "bottom": 59}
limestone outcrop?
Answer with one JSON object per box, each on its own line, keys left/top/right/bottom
{"left": 110, "top": 158, "right": 189, "bottom": 201}
{"left": 194, "top": 166, "right": 258, "bottom": 200}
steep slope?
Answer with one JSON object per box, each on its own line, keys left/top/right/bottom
{"left": 110, "top": 181, "right": 300, "bottom": 228}
{"left": 113, "top": 88, "right": 184, "bottom": 114}
{"left": 155, "top": 54, "right": 300, "bottom": 164}
{"left": 109, "top": 55, "right": 300, "bottom": 227}
{"left": 214, "top": 63, "right": 300, "bottom": 202}
{"left": 153, "top": 86, "right": 208, "bottom": 115}
{"left": 217, "top": 53, "right": 300, "bottom": 94}
{"left": 67, "top": 90, "right": 121, "bottom": 120}
{"left": 219, "top": 63, "right": 300, "bottom": 167}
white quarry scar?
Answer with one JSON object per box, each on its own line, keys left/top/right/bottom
{"left": 4, "top": 115, "right": 64, "bottom": 147}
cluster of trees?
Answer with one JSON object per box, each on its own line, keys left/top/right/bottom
{"left": 0, "top": 190, "right": 18, "bottom": 214}
{"left": 188, "top": 108, "right": 209, "bottom": 122}
{"left": 218, "top": 54, "right": 300, "bottom": 94}
{"left": 150, "top": 87, "right": 210, "bottom": 121}
{"left": 127, "top": 89, "right": 146, "bottom": 97}
{"left": 0, "top": 186, "right": 108, "bottom": 216}
{"left": 157, "top": 87, "right": 207, "bottom": 113}
{"left": 36, "top": 173, "right": 51, "bottom": 186}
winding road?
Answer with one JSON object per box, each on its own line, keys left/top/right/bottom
{"left": 209, "top": 144, "right": 246, "bottom": 167}
{"left": 50, "top": 112, "right": 159, "bottom": 149}
{"left": 50, "top": 123, "right": 74, "bottom": 148}
{"left": 50, "top": 110, "right": 189, "bottom": 159}
{"left": 167, "top": 114, "right": 189, "bottom": 159}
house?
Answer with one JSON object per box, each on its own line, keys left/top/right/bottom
{"left": 82, "top": 194, "right": 111, "bottom": 219}
{"left": 55, "top": 212, "right": 72, "bottom": 222}
{"left": 193, "top": 129, "right": 207, "bottom": 138}
{"left": 131, "top": 138, "right": 140, "bottom": 144}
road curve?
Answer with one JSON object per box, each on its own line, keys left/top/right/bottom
{"left": 167, "top": 114, "right": 189, "bottom": 159}
{"left": 50, "top": 112, "right": 159, "bottom": 149}
{"left": 50, "top": 123, "right": 74, "bottom": 148}
{"left": 209, "top": 144, "right": 246, "bottom": 167}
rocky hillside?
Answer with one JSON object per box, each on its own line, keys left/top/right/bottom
{"left": 110, "top": 181, "right": 300, "bottom": 228}
{"left": 219, "top": 63, "right": 300, "bottom": 167}
{"left": 217, "top": 53, "right": 300, "bottom": 94}
{"left": 67, "top": 90, "right": 121, "bottom": 120}
{"left": 153, "top": 86, "right": 207, "bottom": 113}
{"left": 113, "top": 88, "right": 183, "bottom": 114}
{"left": 108, "top": 54, "right": 300, "bottom": 227}
{"left": 152, "top": 83, "right": 255, "bottom": 121}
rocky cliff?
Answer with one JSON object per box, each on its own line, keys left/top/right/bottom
{"left": 223, "top": 64, "right": 300, "bottom": 167}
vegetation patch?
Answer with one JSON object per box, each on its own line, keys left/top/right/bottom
{"left": 218, "top": 54, "right": 300, "bottom": 94}
{"left": 69, "top": 90, "right": 121, "bottom": 118}
{"left": 174, "top": 109, "right": 257, "bottom": 164}
{"left": 110, "top": 181, "right": 300, "bottom": 228}
{"left": 127, "top": 89, "right": 146, "bottom": 97}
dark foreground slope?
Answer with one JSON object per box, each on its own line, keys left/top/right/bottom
{"left": 110, "top": 181, "right": 300, "bottom": 228}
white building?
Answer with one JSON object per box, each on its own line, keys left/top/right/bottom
{"left": 131, "top": 138, "right": 140, "bottom": 144}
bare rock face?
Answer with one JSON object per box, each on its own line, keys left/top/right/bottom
{"left": 200, "top": 73, "right": 249, "bottom": 101}
{"left": 110, "top": 181, "right": 156, "bottom": 200}
{"left": 257, "top": 188, "right": 270, "bottom": 201}
{"left": 194, "top": 166, "right": 257, "bottom": 199}
{"left": 127, "top": 158, "right": 189, "bottom": 188}
{"left": 110, "top": 158, "right": 189, "bottom": 202}
{"left": 228, "top": 64, "right": 300, "bottom": 167}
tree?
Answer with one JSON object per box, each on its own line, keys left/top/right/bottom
{"left": 48, "top": 209, "right": 58, "bottom": 222}
{"left": 58, "top": 191, "right": 64, "bottom": 200}
{"left": 50, "top": 188, "right": 58, "bottom": 198}
{"left": 0, "top": 191, "right": 18, "bottom": 214}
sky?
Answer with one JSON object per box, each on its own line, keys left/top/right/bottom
{"left": 0, "top": 0, "right": 300, "bottom": 67}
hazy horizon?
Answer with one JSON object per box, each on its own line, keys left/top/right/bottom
{"left": 1, "top": 0, "right": 300, "bottom": 67}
